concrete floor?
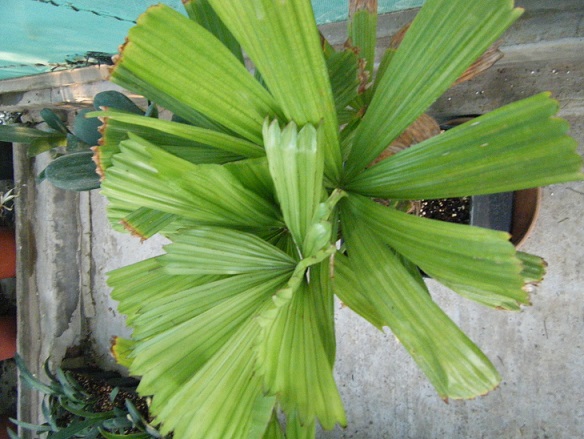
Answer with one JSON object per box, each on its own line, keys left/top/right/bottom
{"left": 2, "top": 1, "right": 583, "bottom": 437}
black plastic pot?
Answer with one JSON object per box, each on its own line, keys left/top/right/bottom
{"left": 440, "top": 117, "right": 542, "bottom": 248}
{"left": 471, "top": 188, "right": 541, "bottom": 248}
{"left": 0, "top": 142, "right": 13, "bottom": 181}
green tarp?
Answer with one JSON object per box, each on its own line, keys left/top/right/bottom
{"left": 0, "top": 0, "right": 423, "bottom": 80}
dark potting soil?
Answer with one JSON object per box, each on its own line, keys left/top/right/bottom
{"left": 419, "top": 197, "right": 471, "bottom": 224}
{"left": 70, "top": 370, "right": 150, "bottom": 418}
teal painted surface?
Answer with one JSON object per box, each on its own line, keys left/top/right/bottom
{"left": 0, "top": 0, "right": 424, "bottom": 81}
{"left": 0, "top": 0, "right": 182, "bottom": 80}
{"left": 313, "top": 0, "right": 424, "bottom": 23}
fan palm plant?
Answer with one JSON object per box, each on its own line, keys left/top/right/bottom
{"left": 90, "top": 0, "right": 582, "bottom": 437}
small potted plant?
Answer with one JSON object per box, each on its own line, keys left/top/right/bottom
{"left": 10, "top": 355, "right": 165, "bottom": 438}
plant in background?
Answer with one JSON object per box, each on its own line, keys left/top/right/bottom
{"left": 10, "top": 354, "right": 165, "bottom": 439}
{"left": 0, "top": 186, "right": 17, "bottom": 228}
{"left": 90, "top": 0, "right": 582, "bottom": 437}
{"left": 0, "top": 188, "right": 17, "bottom": 217}
{"left": 0, "top": 112, "right": 21, "bottom": 126}
{"left": 0, "top": 91, "right": 155, "bottom": 192}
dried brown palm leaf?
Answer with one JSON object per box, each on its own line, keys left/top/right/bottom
{"left": 454, "top": 42, "right": 503, "bottom": 84}
{"left": 371, "top": 113, "right": 441, "bottom": 164}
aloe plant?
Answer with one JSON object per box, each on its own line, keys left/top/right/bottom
{"left": 90, "top": 0, "right": 582, "bottom": 437}
{"left": 0, "top": 187, "right": 17, "bottom": 217}
{"left": 10, "top": 355, "right": 165, "bottom": 438}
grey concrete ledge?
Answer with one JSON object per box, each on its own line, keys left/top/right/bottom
{"left": 0, "top": 65, "right": 126, "bottom": 112}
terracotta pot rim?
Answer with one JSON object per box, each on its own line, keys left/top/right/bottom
{"left": 0, "top": 227, "right": 16, "bottom": 279}
{"left": 511, "top": 187, "right": 542, "bottom": 249}
{"left": 0, "top": 315, "right": 17, "bottom": 361}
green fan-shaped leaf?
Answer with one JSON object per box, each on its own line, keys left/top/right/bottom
{"left": 308, "top": 261, "right": 337, "bottom": 366}
{"left": 110, "top": 337, "right": 135, "bottom": 370}
{"left": 264, "top": 120, "right": 324, "bottom": 252}
{"left": 91, "top": 110, "right": 264, "bottom": 159}
{"left": 108, "top": 257, "right": 221, "bottom": 326}
{"left": 182, "top": 0, "right": 244, "bottom": 64}
{"left": 257, "top": 281, "right": 346, "bottom": 430}
{"left": 517, "top": 251, "right": 546, "bottom": 285}
{"left": 94, "top": 117, "right": 242, "bottom": 189}
{"left": 134, "top": 306, "right": 276, "bottom": 437}
{"left": 371, "top": 45, "right": 396, "bottom": 96}
{"left": 208, "top": 0, "right": 342, "bottom": 183}
{"left": 344, "top": 0, "right": 523, "bottom": 178}
{"left": 333, "top": 253, "right": 386, "bottom": 330}
{"left": 258, "top": 411, "right": 285, "bottom": 439}
{"left": 118, "top": 207, "right": 177, "bottom": 241}
{"left": 343, "top": 194, "right": 530, "bottom": 309}
{"left": 339, "top": 200, "right": 501, "bottom": 399}
{"left": 133, "top": 271, "right": 284, "bottom": 344}
{"left": 109, "top": 254, "right": 287, "bottom": 439}
{"left": 246, "top": 400, "right": 280, "bottom": 439}
{"left": 144, "top": 314, "right": 276, "bottom": 438}
{"left": 100, "top": 134, "right": 281, "bottom": 228}
{"left": 224, "top": 157, "right": 276, "bottom": 204}
{"left": 110, "top": 4, "right": 282, "bottom": 144}
{"left": 161, "top": 227, "right": 297, "bottom": 275}
{"left": 347, "top": 0, "right": 378, "bottom": 107}
{"left": 93, "top": 118, "right": 124, "bottom": 175}
{"left": 285, "top": 410, "right": 316, "bottom": 439}
{"left": 348, "top": 0, "right": 377, "bottom": 78}
{"left": 96, "top": 0, "right": 582, "bottom": 436}
{"left": 130, "top": 271, "right": 288, "bottom": 382}
{"left": 326, "top": 49, "right": 360, "bottom": 114}
{"left": 347, "top": 93, "right": 583, "bottom": 198}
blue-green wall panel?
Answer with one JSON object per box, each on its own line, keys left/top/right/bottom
{"left": 0, "top": 0, "right": 424, "bottom": 80}
{"left": 0, "top": 0, "right": 174, "bottom": 79}
{"left": 313, "top": 0, "right": 423, "bottom": 23}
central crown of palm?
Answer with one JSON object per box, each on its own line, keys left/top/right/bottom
{"left": 91, "top": 0, "right": 582, "bottom": 437}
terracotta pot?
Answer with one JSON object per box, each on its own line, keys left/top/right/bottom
{"left": 0, "top": 315, "right": 16, "bottom": 361}
{"left": 510, "top": 187, "right": 542, "bottom": 248}
{"left": 0, "top": 228, "right": 15, "bottom": 279}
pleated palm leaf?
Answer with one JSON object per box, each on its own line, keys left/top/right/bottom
{"left": 92, "top": 0, "right": 583, "bottom": 437}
